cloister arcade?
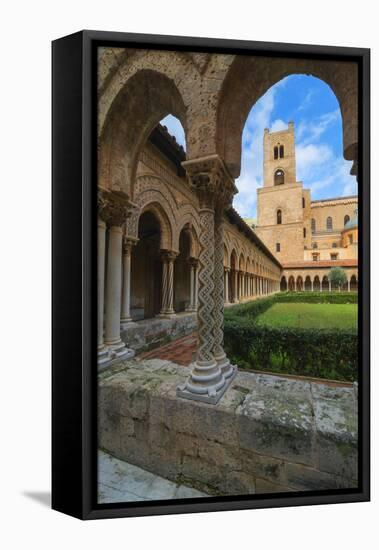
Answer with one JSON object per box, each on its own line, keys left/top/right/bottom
{"left": 280, "top": 270, "right": 359, "bottom": 292}
{"left": 97, "top": 47, "right": 358, "bottom": 403}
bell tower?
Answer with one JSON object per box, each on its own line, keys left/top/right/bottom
{"left": 256, "top": 122, "right": 311, "bottom": 262}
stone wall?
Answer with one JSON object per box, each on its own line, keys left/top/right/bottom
{"left": 99, "top": 359, "right": 358, "bottom": 496}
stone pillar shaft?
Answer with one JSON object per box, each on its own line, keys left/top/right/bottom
{"left": 97, "top": 218, "right": 109, "bottom": 364}
{"left": 121, "top": 239, "right": 135, "bottom": 324}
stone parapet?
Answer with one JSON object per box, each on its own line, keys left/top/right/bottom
{"left": 98, "top": 360, "right": 358, "bottom": 496}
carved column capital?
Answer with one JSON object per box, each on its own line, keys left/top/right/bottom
{"left": 160, "top": 249, "right": 179, "bottom": 263}
{"left": 182, "top": 154, "right": 237, "bottom": 211}
{"left": 98, "top": 188, "right": 137, "bottom": 227}
{"left": 123, "top": 236, "right": 138, "bottom": 256}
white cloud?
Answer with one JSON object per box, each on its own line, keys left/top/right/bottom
{"left": 296, "top": 109, "right": 340, "bottom": 144}
{"left": 296, "top": 143, "right": 333, "bottom": 180}
{"left": 270, "top": 119, "right": 287, "bottom": 132}
{"left": 160, "top": 114, "right": 186, "bottom": 150}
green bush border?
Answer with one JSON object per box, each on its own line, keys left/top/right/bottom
{"left": 224, "top": 293, "right": 358, "bottom": 382}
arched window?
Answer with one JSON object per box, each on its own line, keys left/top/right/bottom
{"left": 274, "top": 169, "right": 285, "bottom": 186}
{"left": 302, "top": 197, "right": 305, "bottom": 208}
{"left": 277, "top": 209, "right": 282, "bottom": 225}
{"left": 311, "top": 218, "right": 316, "bottom": 233}
{"left": 303, "top": 228, "right": 306, "bottom": 238}
{"left": 326, "top": 216, "right": 333, "bottom": 230}
{"left": 279, "top": 145, "right": 284, "bottom": 158}
{"left": 274, "top": 146, "right": 278, "bottom": 159}
{"left": 312, "top": 242, "right": 318, "bottom": 249}
{"left": 344, "top": 214, "right": 350, "bottom": 226}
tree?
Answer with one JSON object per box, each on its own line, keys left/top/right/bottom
{"left": 328, "top": 267, "right": 347, "bottom": 291}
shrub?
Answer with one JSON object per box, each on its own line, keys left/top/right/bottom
{"left": 275, "top": 291, "right": 357, "bottom": 304}
{"left": 224, "top": 293, "right": 358, "bottom": 382}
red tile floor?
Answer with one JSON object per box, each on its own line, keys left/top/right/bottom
{"left": 140, "top": 333, "right": 197, "bottom": 366}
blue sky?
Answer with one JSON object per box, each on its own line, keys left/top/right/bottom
{"left": 161, "top": 74, "right": 357, "bottom": 219}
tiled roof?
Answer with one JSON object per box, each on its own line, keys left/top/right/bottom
{"left": 283, "top": 259, "right": 358, "bottom": 269}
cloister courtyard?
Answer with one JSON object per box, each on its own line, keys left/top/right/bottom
{"left": 97, "top": 46, "right": 359, "bottom": 501}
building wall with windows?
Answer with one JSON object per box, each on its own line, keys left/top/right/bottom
{"left": 254, "top": 124, "right": 358, "bottom": 279}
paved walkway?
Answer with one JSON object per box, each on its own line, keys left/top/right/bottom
{"left": 98, "top": 450, "right": 207, "bottom": 503}
{"left": 139, "top": 333, "right": 197, "bottom": 366}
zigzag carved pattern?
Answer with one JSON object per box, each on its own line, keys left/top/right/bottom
{"left": 213, "top": 217, "right": 225, "bottom": 357}
{"left": 196, "top": 210, "right": 215, "bottom": 362}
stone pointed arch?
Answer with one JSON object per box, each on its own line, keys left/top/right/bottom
{"left": 98, "top": 68, "right": 188, "bottom": 197}
{"left": 216, "top": 57, "right": 358, "bottom": 178}
{"left": 136, "top": 201, "right": 174, "bottom": 251}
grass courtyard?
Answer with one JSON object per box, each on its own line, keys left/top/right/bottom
{"left": 256, "top": 302, "right": 358, "bottom": 330}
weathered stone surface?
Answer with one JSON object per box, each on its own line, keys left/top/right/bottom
{"left": 99, "top": 359, "right": 358, "bottom": 496}
{"left": 121, "top": 313, "right": 197, "bottom": 353}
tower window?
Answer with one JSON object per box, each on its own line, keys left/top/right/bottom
{"left": 311, "top": 218, "right": 316, "bottom": 233}
{"left": 344, "top": 214, "right": 350, "bottom": 226}
{"left": 312, "top": 242, "right": 318, "bottom": 249}
{"left": 302, "top": 197, "right": 305, "bottom": 208}
{"left": 332, "top": 242, "right": 337, "bottom": 248}
{"left": 303, "top": 228, "right": 306, "bottom": 238}
{"left": 279, "top": 145, "right": 284, "bottom": 158}
{"left": 330, "top": 253, "right": 338, "bottom": 260}
{"left": 274, "top": 169, "right": 285, "bottom": 186}
{"left": 349, "top": 234, "right": 353, "bottom": 244}
{"left": 312, "top": 253, "right": 319, "bottom": 261}
{"left": 274, "top": 146, "right": 278, "bottom": 159}
{"left": 326, "top": 216, "right": 333, "bottom": 231}
{"left": 277, "top": 209, "right": 282, "bottom": 225}
{"left": 276, "top": 243, "right": 280, "bottom": 252}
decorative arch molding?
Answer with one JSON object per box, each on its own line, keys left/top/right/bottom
{"left": 127, "top": 193, "right": 175, "bottom": 250}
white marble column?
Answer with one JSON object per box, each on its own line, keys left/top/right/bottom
{"left": 224, "top": 268, "right": 230, "bottom": 305}
{"left": 348, "top": 280, "right": 351, "bottom": 292}
{"left": 104, "top": 226, "right": 130, "bottom": 358}
{"left": 97, "top": 218, "right": 110, "bottom": 365}
{"left": 329, "top": 281, "right": 332, "bottom": 292}
{"left": 311, "top": 280, "right": 314, "bottom": 292}
{"left": 121, "top": 237, "right": 136, "bottom": 325}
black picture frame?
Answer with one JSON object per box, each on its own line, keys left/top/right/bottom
{"left": 52, "top": 30, "right": 370, "bottom": 520}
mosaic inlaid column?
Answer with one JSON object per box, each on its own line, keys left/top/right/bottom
{"left": 213, "top": 209, "right": 235, "bottom": 380}
{"left": 177, "top": 155, "right": 237, "bottom": 404}
{"left": 160, "top": 250, "right": 177, "bottom": 317}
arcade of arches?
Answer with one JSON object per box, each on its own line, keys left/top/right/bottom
{"left": 97, "top": 47, "right": 359, "bottom": 404}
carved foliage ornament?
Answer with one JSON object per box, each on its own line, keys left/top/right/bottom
{"left": 182, "top": 155, "right": 237, "bottom": 211}
{"left": 98, "top": 188, "right": 137, "bottom": 226}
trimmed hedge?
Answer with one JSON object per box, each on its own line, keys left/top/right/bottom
{"left": 275, "top": 291, "right": 358, "bottom": 304}
{"left": 224, "top": 293, "right": 358, "bottom": 382}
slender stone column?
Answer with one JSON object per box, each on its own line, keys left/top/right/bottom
{"left": 177, "top": 155, "right": 237, "bottom": 404}
{"left": 97, "top": 217, "right": 110, "bottom": 365}
{"left": 233, "top": 270, "right": 237, "bottom": 302}
{"left": 160, "top": 250, "right": 177, "bottom": 316}
{"left": 329, "top": 281, "right": 332, "bottom": 292}
{"left": 186, "top": 258, "right": 198, "bottom": 312}
{"left": 121, "top": 237, "right": 137, "bottom": 325}
{"left": 99, "top": 189, "right": 135, "bottom": 363}
{"left": 311, "top": 280, "right": 314, "bottom": 292}
{"left": 224, "top": 268, "right": 230, "bottom": 305}
{"left": 348, "top": 280, "right": 351, "bottom": 292}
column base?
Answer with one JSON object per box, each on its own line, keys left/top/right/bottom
{"left": 157, "top": 311, "right": 176, "bottom": 319}
{"left": 105, "top": 339, "right": 135, "bottom": 360}
{"left": 177, "top": 359, "right": 236, "bottom": 405}
{"left": 215, "top": 351, "right": 236, "bottom": 380}
{"left": 120, "top": 317, "right": 136, "bottom": 329}
{"left": 97, "top": 345, "right": 111, "bottom": 366}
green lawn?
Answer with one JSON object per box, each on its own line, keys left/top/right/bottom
{"left": 256, "top": 302, "right": 358, "bottom": 330}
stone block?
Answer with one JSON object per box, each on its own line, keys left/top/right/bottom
{"left": 237, "top": 387, "right": 316, "bottom": 466}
